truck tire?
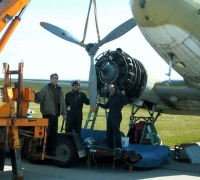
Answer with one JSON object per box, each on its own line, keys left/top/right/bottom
{"left": 22, "top": 138, "right": 43, "bottom": 164}
{"left": 55, "top": 137, "right": 78, "bottom": 167}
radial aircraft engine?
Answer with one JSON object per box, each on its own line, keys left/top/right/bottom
{"left": 95, "top": 48, "right": 147, "bottom": 103}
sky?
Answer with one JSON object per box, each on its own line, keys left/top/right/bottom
{"left": 0, "top": 0, "right": 183, "bottom": 81}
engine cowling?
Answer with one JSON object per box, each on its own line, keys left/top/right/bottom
{"left": 95, "top": 48, "right": 147, "bottom": 102}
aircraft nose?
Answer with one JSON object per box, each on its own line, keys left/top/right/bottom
{"left": 130, "top": 0, "right": 178, "bottom": 26}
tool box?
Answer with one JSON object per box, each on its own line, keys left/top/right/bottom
{"left": 174, "top": 143, "right": 198, "bottom": 162}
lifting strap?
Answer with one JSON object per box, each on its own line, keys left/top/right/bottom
{"left": 93, "top": 0, "right": 100, "bottom": 43}
{"left": 80, "top": 0, "right": 100, "bottom": 46}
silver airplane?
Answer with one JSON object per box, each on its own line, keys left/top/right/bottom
{"left": 40, "top": 0, "right": 200, "bottom": 117}
{"left": 127, "top": 0, "right": 200, "bottom": 116}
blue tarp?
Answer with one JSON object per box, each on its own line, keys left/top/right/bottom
{"left": 123, "top": 144, "right": 171, "bottom": 168}
{"left": 81, "top": 129, "right": 171, "bottom": 169}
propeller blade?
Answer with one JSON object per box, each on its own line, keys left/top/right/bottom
{"left": 88, "top": 55, "right": 97, "bottom": 113}
{"left": 99, "top": 18, "right": 136, "bottom": 47}
{"left": 85, "top": 43, "right": 99, "bottom": 113}
{"left": 40, "top": 22, "right": 81, "bottom": 46}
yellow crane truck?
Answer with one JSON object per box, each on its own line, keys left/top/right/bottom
{"left": 0, "top": 61, "right": 85, "bottom": 180}
{"left": 0, "top": 62, "right": 49, "bottom": 180}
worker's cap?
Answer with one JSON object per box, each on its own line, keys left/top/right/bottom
{"left": 71, "top": 80, "right": 80, "bottom": 86}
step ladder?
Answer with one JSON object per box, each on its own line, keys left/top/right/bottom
{"left": 140, "top": 122, "right": 158, "bottom": 145}
{"left": 60, "top": 106, "right": 104, "bottom": 132}
{"left": 84, "top": 96, "right": 108, "bottom": 129}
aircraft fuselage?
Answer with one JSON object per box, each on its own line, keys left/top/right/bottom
{"left": 130, "top": 0, "right": 200, "bottom": 88}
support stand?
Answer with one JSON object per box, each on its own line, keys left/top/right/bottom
{"left": 10, "top": 149, "right": 23, "bottom": 180}
{"left": 0, "top": 147, "right": 6, "bottom": 171}
{"left": 128, "top": 102, "right": 162, "bottom": 145}
{"left": 140, "top": 123, "right": 158, "bottom": 145}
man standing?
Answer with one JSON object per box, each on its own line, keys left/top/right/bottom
{"left": 65, "top": 80, "right": 89, "bottom": 139}
{"left": 97, "top": 83, "right": 128, "bottom": 149}
{"left": 35, "top": 73, "right": 66, "bottom": 156}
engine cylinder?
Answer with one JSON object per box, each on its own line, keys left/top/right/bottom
{"left": 95, "top": 49, "right": 147, "bottom": 102}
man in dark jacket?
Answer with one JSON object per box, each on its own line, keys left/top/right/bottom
{"left": 35, "top": 73, "right": 66, "bottom": 156}
{"left": 97, "top": 83, "right": 128, "bottom": 149}
{"left": 65, "top": 80, "right": 89, "bottom": 139}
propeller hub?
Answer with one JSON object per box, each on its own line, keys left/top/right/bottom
{"left": 85, "top": 43, "right": 99, "bottom": 56}
{"left": 100, "top": 61, "right": 119, "bottom": 83}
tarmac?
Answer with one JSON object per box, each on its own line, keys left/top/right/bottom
{"left": 1, "top": 149, "right": 200, "bottom": 180}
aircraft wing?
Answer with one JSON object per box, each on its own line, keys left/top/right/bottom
{"left": 138, "top": 79, "right": 200, "bottom": 116}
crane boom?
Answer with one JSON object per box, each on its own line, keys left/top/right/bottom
{"left": 0, "top": 0, "right": 30, "bottom": 52}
